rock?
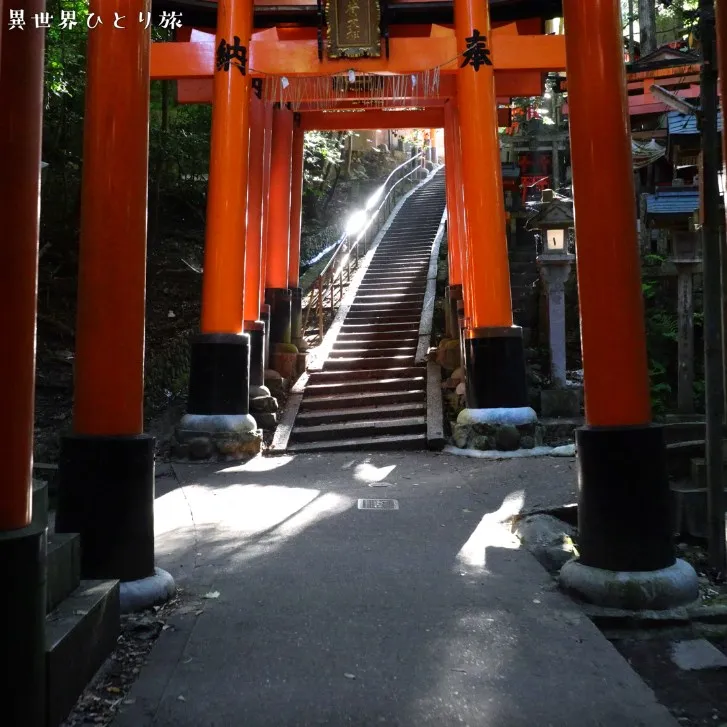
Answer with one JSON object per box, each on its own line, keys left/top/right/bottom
{"left": 436, "top": 338, "right": 461, "bottom": 372}
{"left": 550, "top": 443, "right": 576, "bottom": 457}
{"left": 671, "top": 639, "right": 727, "bottom": 671}
{"left": 250, "top": 395, "right": 279, "bottom": 414}
{"left": 255, "top": 412, "right": 278, "bottom": 430}
{"left": 453, "top": 424, "right": 470, "bottom": 449}
{"left": 541, "top": 388, "right": 583, "bottom": 418}
{"left": 188, "top": 437, "right": 212, "bottom": 460}
{"left": 514, "top": 514, "right": 578, "bottom": 574}
{"left": 470, "top": 434, "right": 493, "bottom": 450}
{"left": 455, "top": 382, "right": 466, "bottom": 396}
{"left": 451, "top": 367, "right": 465, "bottom": 383}
{"left": 495, "top": 425, "right": 521, "bottom": 452}
{"left": 521, "top": 435, "right": 535, "bottom": 449}
{"left": 171, "top": 443, "right": 190, "bottom": 459}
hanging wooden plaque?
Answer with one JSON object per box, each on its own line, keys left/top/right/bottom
{"left": 326, "top": 0, "right": 381, "bottom": 59}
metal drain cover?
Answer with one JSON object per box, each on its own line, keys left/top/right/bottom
{"left": 358, "top": 498, "right": 399, "bottom": 511}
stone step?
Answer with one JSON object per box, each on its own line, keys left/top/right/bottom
{"left": 46, "top": 579, "right": 120, "bottom": 727}
{"left": 291, "top": 415, "right": 426, "bottom": 443}
{"left": 296, "top": 402, "right": 426, "bottom": 426}
{"left": 333, "top": 338, "right": 418, "bottom": 350}
{"left": 324, "top": 355, "right": 416, "bottom": 371}
{"left": 354, "top": 293, "right": 425, "bottom": 301}
{"left": 286, "top": 432, "right": 427, "bottom": 453}
{"left": 348, "top": 303, "right": 423, "bottom": 312}
{"left": 47, "top": 532, "right": 81, "bottom": 614}
{"left": 303, "top": 375, "right": 425, "bottom": 397}
{"left": 300, "top": 388, "right": 426, "bottom": 411}
{"left": 310, "top": 366, "right": 423, "bottom": 382}
{"left": 329, "top": 346, "right": 416, "bottom": 357}
{"left": 342, "top": 316, "right": 421, "bottom": 326}
{"left": 337, "top": 328, "right": 420, "bottom": 339}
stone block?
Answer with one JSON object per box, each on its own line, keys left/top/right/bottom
{"left": 250, "top": 395, "right": 280, "bottom": 414}
{"left": 46, "top": 533, "right": 81, "bottom": 614}
{"left": 514, "top": 514, "right": 578, "bottom": 574}
{"left": 295, "top": 352, "right": 307, "bottom": 378}
{"left": 540, "top": 387, "right": 582, "bottom": 418}
{"left": 671, "top": 483, "right": 727, "bottom": 538}
{"left": 436, "top": 338, "right": 461, "bottom": 373}
{"left": 189, "top": 437, "right": 213, "bottom": 460}
{"left": 671, "top": 639, "right": 727, "bottom": 671}
{"left": 46, "top": 579, "right": 120, "bottom": 727}
{"left": 255, "top": 412, "right": 278, "bottom": 430}
{"left": 495, "top": 425, "right": 521, "bottom": 451}
{"left": 271, "top": 352, "right": 298, "bottom": 380}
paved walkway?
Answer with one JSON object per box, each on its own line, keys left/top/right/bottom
{"left": 114, "top": 451, "right": 678, "bottom": 727}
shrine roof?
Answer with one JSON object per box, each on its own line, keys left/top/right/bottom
{"left": 667, "top": 111, "right": 723, "bottom": 136}
{"left": 645, "top": 187, "right": 699, "bottom": 217}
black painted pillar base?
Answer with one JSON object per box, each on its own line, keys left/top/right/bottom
{"left": 576, "top": 424, "right": 674, "bottom": 571}
{"left": 260, "top": 305, "right": 271, "bottom": 371}
{"left": 57, "top": 434, "right": 155, "bottom": 581}
{"left": 290, "top": 286, "right": 305, "bottom": 349}
{"left": 265, "top": 288, "right": 292, "bottom": 346}
{"left": 463, "top": 326, "right": 528, "bottom": 409}
{"left": 0, "top": 483, "right": 47, "bottom": 727}
{"left": 245, "top": 322, "right": 266, "bottom": 395}
{"left": 187, "top": 332, "right": 250, "bottom": 415}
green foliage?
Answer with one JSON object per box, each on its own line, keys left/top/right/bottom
{"left": 303, "top": 130, "right": 347, "bottom": 190}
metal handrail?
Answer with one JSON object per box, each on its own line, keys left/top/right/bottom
{"left": 301, "top": 150, "right": 429, "bottom": 342}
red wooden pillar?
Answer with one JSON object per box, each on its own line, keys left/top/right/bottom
{"left": 185, "top": 0, "right": 256, "bottom": 425}
{"left": 443, "top": 102, "right": 464, "bottom": 339}
{"left": 0, "top": 5, "right": 48, "bottom": 721}
{"left": 454, "top": 0, "right": 527, "bottom": 409}
{"left": 265, "top": 105, "right": 294, "bottom": 345}
{"left": 289, "top": 120, "right": 305, "bottom": 348}
{"left": 244, "top": 92, "right": 267, "bottom": 396}
{"left": 56, "top": 0, "right": 157, "bottom": 585}
{"left": 560, "top": 0, "right": 696, "bottom": 605}
{"left": 259, "top": 101, "right": 274, "bottom": 369}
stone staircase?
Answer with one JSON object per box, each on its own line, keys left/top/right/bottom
{"left": 287, "top": 170, "right": 446, "bottom": 452}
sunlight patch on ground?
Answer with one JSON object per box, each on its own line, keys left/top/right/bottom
{"left": 456, "top": 491, "right": 524, "bottom": 571}
{"left": 154, "top": 483, "right": 353, "bottom": 565}
{"left": 352, "top": 462, "right": 397, "bottom": 483}
{"left": 216, "top": 454, "right": 296, "bottom": 474}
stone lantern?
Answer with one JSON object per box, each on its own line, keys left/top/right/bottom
{"left": 529, "top": 190, "right": 581, "bottom": 417}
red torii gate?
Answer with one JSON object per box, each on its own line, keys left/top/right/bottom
{"left": 0, "top": 1, "right": 709, "bottom": 720}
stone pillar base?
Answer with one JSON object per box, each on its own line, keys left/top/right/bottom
{"left": 463, "top": 326, "right": 528, "bottom": 408}
{"left": 560, "top": 558, "right": 698, "bottom": 610}
{"left": 174, "top": 413, "right": 261, "bottom": 460}
{"left": 57, "top": 434, "right": 155, "bottom": 581}
{"left": 452, "top": 407, "right": 539, "bottom": 450}
{"left": 188, "top": 333, "right": 251, "bottom": 416}
{"left": 120, "top": 567, "right": 176, "bottom": 613}
{"left": 0, "top": 486, "right": 47, "bottom": 727}
{"left": 265, "top": 287, "right": 292, "bottom": 346}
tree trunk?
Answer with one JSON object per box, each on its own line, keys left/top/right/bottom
{"left": 638, "top": 0, "right": 657, "bottom": 56}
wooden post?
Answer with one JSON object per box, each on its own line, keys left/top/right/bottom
{"left": 454, "top": 0, "right": 528, "bottom": 408}
{"left": 265, "top": 105, "right": 294, "bottom": 345}
{"left": 0, "top": 4, "right": 48, "bottom": 722}
{"left": 560, "top": 0, "right": 687, "bottom": 592}
{"left": 56, "top": 0, "right": 157, "bottom": 584}
{"left": 184, "top": 0, "right": 256, "bottom": 426}
{"left": 289, "top": 121, "right": 305, "bottom": 347}
{"left": 676, "top": 263, "right": 696, "bottom": 414}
